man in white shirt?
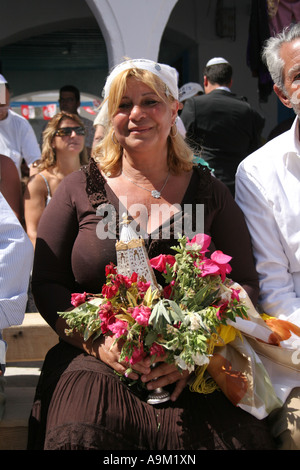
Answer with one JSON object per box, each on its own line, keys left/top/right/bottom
{"left": 0, "top": 192, "right": 34, "bottom": 420}
{"left": 0, "top": 76, "right": 41, "bottom": 178}
{"left": 235, "top": 22, "right": 300, "bottom": 450}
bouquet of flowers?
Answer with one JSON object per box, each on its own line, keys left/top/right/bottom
{"left": 59, "top": 233, "right": 249, "bottom": 378}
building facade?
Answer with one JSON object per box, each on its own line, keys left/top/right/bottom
{"left": 0, "top": 0, "right": 294, "bottom": 137}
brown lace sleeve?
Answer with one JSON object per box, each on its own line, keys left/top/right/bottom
{"left": 82, "top": 158, "right": 109, "bottom": 209}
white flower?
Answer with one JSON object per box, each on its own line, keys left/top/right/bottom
{"left": 192, "top": 353, "right": 209, "bottom": 367}
{"left": 174, "top": 355, "right": 195, "bottom": 373}
{"left": 190, "top": 312, "right": 201, "bottom": 330}
{"left": 219, "top": 284, "right": 233, "bottom": 302}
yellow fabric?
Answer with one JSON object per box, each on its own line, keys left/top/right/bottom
{"left": 190, "top": 326, "right": 241, "bottom": 394}
{"left": 260, "top": 313, "right": 275, "bottom": 321}
{"left": 216, "top": 324, "right": 242, "bottom": 345}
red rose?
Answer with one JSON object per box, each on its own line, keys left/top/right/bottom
{"left": 71, "top": 292, "right": 87, "bottom": 307}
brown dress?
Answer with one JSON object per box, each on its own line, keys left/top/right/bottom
{"left": 27, "top": 159, "right": 275, "bottom": 450}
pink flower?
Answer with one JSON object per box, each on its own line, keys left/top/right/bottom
{"left": 102, "top": 282, "right": 119, "bottom": 299}
{"left": 130, "top": 272, "right": 138, "bottom": 283}
{"left": 198, "top": 251, "right": 232, "bottom": 281}
{"left": 108, "top": 319, "right": 128, "bottom": 338}
{"left": 163, "top": 284, "right": 173, "bottom": 299}
{"left": 186, "top": 233, "right": 211, "bottom": 253}
{"left": 137, "top": 280, "right": 151, "bottom": 293}
{"left": 105, "top": 263, "right": 117, "bottom": 277}
{"left": 210, "top": 250, "right": 232, "bottom": 281}
{"left": 127, "top": 345, "right": 146, "bottom": 365}
{"left": 71, "top": 292, "right": 87, "bottom": 307}
{"left": 150, "top": 254, "right": 176, "bottom": 273}
{"left": 199, "top": 258, "right": 220, "bottom": 277}
{"left": 230, "top": 288, "right": 240, "bottom": 302}
{"left": 132, "top": 305, "right": 152, "bottom": 326}
{"left": 98, "top": 302, "right": 115, "bottom": 334}
{"left": 115, "top": 273, "right": 136, "bottom": 289}
{"left": 216, "top": 301, "right": 229, "bottom": 320}
{"left": 149, "top": 342, "right": 165, "bottom": 357}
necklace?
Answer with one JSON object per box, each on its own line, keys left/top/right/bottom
{"left": 122, "top": 170, "right": 170, "bottom": 199}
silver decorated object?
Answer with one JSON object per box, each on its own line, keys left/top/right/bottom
{"left": 146, "top": 364, "right": 171, "bottom": 404}
{"left": 116, "top": 214, "right": 170, "bottom": 405}
{"left": 116, "top": 213, "right": 158, "bottom": 290}
{"left": 147, "top": 387, "right": 171, "bottom": 405}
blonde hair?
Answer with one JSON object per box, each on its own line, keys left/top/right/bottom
{"left": 92, "top": 68, "right": 194, "bottom": 176}
{"left": 38, "top": 111, "right": 88, "bottom": 170}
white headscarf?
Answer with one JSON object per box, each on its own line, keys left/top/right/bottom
{"left": 103, "top": 58, "right": 179, "bottom": 100}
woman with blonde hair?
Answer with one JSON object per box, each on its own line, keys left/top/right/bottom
{"left": 24, "top": 111, "right": 88, "bottom": 246}
{"left": 28, "top": 59, "right": 274, "bottom": 450}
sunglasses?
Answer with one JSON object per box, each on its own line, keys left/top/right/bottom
{"left": 55, "top": 126, "right": 85, "bottom": 137}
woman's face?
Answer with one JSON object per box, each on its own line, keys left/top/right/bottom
{"left": 52, "top": 118, "right": 85, "bottom": 156}
{"left": 112, "top": 77, "right": 178, "bottom": 155}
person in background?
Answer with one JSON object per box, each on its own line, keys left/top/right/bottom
{"left": 27, "top": 58, "right": 274, "bottom": 450}
{"left": 235, "top": 22, "right": 300, "bottom": 450}
{"left": 0, "top": 154, "right": 23, "bottom": 223}
{"left": 181, "top": 57, "right": 265, "bottom": 196}
{"left": 178, "top": 82, "right": 204, "bottom": 106}
{"left": 92, "top": 100, "right": 109, "bottom": 149}
{"left": 267, "top": 115, "right": 294, "bottom": 141}
{"left": 59, "top": 85, "right": 95, "bottom": 156}
{"left": 24, "top": 111, "right": 88, "bottom": 247}
{"left": 0, "top": 74, "right": 41, "bottom": 179}
{"left": 0, "top": 192, "right": 33, "bottom": 420}
{"left": 178, "top": 82, "right": 212, "bottom": 170}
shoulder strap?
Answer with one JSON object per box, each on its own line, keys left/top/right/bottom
{"left": 39, "top": 173, "right": 51, "bottom": 199}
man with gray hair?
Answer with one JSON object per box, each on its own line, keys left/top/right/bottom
{"left": 235, "top": 22, "right": 300, "bottom": 450}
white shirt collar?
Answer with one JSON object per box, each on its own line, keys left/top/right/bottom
{"left": 282, "top": 116, "right": 300, "bottom": 171}
{"left": 216, "top": 86, "right": 231, "bottom": 93}
{"left": 292, "top": 116, "right": 300, "bottom": 155}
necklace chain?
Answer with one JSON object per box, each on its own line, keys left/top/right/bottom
{"left": 122, "top": 170, "right": 170, "bottom": 199}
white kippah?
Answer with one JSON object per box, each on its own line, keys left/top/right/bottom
{"left": 103, "top": 58, "right": 179, "bottom": 100}
{"left": 179, "top": 82, "right": 204, "bottom": 102}
{"left": 206, "top": 57, "right": 229, "bottom": 67}
{"left": 0, "top": 74, "right": 7, "bottom": 84}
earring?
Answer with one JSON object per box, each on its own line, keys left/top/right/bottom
{"left": 170, "top": 124, "right": 178, "bottom": 138}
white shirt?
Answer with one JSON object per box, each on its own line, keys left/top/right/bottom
{"left": 236, "top": 116, "right": 300, "bottom": 327}
{"left": 0, "top": 193, "right": 34, "bottom": 364}
{"left": 0, "top": 109, "right": 41, "bottom": 177}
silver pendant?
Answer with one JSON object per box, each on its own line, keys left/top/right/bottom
{"left": 151, "top": 190, "right": 161, "bottom": 199}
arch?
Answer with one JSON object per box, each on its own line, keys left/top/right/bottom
{"left": 86, "top": 0, "right": 179, "bottom": 67}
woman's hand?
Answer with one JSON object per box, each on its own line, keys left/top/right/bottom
{"left": 95, "top": 335, "right": 152, "bottom": 380}
{"left": 140, "top": 356, "right": 190, "bottom": 401}
{"left": 96, "top": 337, "right": 190, "bottom": 400}
{"left": 59, "top": 316, "right": 190, "bottom": 401}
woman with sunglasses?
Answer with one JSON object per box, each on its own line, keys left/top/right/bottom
{"left": 24, "top": 111, "right": 88, "bottom": 247}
